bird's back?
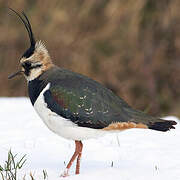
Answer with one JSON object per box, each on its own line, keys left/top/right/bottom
{"left": 28, "top": 66, "right": 176, "bottom": 132}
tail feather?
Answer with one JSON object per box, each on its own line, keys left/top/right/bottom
{"left": 148, "top": 119, "right": 177, "bottom": 132}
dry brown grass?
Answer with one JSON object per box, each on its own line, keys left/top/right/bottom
{"left": 0, "top": 0, "right": 180, "bottom": 116}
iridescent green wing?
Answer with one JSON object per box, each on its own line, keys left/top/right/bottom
{"left": 43, "top": 75, "right": 132, "bottom": 129}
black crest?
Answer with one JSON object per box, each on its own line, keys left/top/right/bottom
{"left": 9, "top": 8, "right": 36, "bottom": 58}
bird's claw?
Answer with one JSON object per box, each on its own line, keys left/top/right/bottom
{"left": 60, "top": 168, "right": 69, "bottom": 178}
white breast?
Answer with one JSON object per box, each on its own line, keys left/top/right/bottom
{"left": 33, "top": 83, "right": 106, "bottom": 140}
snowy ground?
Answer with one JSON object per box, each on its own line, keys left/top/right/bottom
{"left": 0, "top": 97, "right": 179, "bottom": 180}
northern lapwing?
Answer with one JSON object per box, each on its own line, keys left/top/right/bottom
{"left": 8, "top": 9, "right": 177, "bottom": 177}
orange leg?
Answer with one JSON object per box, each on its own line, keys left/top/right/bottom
{"left": 75, "top": 141, "right": 83, "bottom": 174}
{"left": 61, "top": 141, "right": 83, "bottom": 177}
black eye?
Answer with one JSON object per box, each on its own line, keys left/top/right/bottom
{"left": 22, "top": 61, "right": 31, "bottom": 68}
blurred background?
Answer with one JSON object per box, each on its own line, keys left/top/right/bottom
{"left": 0, "top": 0, "right": 179, "bottom": 117}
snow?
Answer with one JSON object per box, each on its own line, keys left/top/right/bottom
{"left": 0, "top": 97, "right": 179, "bottom": 180}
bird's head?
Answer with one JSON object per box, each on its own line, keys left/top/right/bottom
{"left": 8, "top": 9, "right": 53, "bottom": 81}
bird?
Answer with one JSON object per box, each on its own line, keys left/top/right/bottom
{"left": 8, "top": 9, "right": 177, "bottom": 177}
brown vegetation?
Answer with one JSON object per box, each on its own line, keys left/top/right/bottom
{"left": 0, "top": 0, "right": 180, "bottom": 117}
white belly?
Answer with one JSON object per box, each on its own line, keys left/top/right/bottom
{"left": 33, "top": 83, "right": 106, "bottom": 140}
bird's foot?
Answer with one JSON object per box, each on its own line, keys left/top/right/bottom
{"left": 60, "top": 168, "right": 69, "bottom": 178}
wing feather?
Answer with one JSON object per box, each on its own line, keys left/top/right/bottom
{"left": 43, "top": 75, "right": 132, "bottom": 129}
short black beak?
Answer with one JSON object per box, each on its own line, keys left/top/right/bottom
{"left": 8, "top": 70, "right": 24, "bottom": 79}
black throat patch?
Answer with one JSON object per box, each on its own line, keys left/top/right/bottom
{"left": 28, "top": 76, "right": 48, "bottom": 105}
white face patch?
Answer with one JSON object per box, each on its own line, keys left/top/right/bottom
{"left": 25, "top": 67, "right": 42, "bottom": 81}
